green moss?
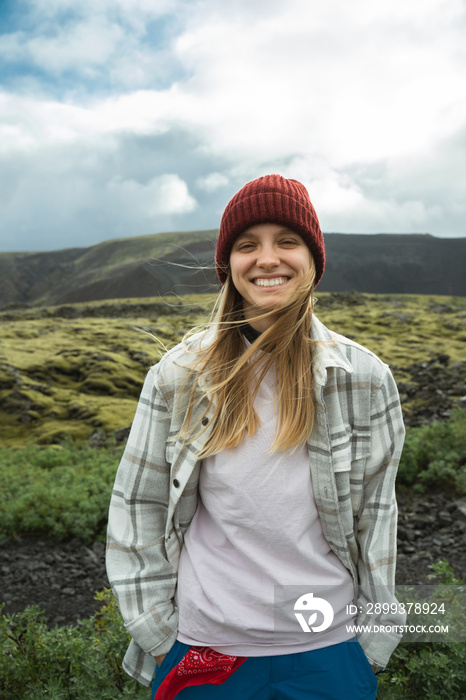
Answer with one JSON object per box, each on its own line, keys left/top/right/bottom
{"left": 34, "top": 422, "right": 91, "bottom": 445}
{"left": 0, "top": 293, "right": 465, "bottom": 447}
{"left": 316, "top": 293, "right": 466, "bottom": 366}
{"left": 81, "top": 377, "right": 119, "bottom": 395}
{"left": 0, "top": 364, "right": 18, "bottom": 389}
{"left": 67, "top": 401, "right": 98, "bottom": 420}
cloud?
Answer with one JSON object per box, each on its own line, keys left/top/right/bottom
{"left": 0, "top": 0, "right": 185, "bottom": 92}
{"left": 196, "top": 172, "right": 229, "bottom": 192}
{"left": 12, "top": 0, "right": 181, "bottom": 26}
{"left": 0, "top": 0, "right": 465, "bottom": 251}
{"left": 0, "top": 19, "right": 124, "bottom": 76}
{"left": 106, "top": 174, "right": 197, "bottom": 218}
{"left": 171, "top": 0, "right": 466, "bottom": 166}
{"left": 0, "top": 121, "right": 225, "bottom": 251}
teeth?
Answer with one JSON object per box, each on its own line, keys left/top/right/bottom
{"left": 254, "top": 277, "right": 287, "bottom": 287}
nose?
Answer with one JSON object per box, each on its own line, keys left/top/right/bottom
{"left": 256, "top": 243, "right": 280, "bottom": 268}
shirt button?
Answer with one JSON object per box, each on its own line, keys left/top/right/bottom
{"left": 202, "top": 417, "right": 209, "bottom": 426}
{"left": 173, "top": 478, "right": 180, "bottom": 488}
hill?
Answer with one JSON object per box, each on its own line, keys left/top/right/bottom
{"left": 0, "top": 231, "right": 465, "bottom": 309}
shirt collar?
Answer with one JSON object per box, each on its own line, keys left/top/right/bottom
{"left": 194, "top": 315, "right": 353, "bottom": 389}
{"left": 241, "top": 323, "right": 262, "bottom": 344}
{"left": 311, "top": 315, "right": 353, "bottom": 385}
{"left": 241, "top": 315, "right": 354, "bottom": 385}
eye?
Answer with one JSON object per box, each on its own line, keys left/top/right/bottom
{"left": 236, "top": 241, "right": 255, "bottom": 251}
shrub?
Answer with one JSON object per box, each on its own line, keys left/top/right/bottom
{"left": 0, "top": 590, "right": 149, "bottom": 699}
{"left": 398, "top": 410, "right": 466, "bottom": 493}
{"left": 1, "top": 564, "right": 464, "bottom": 698}
{"left": 0, "top": 442, "right": 123, "bottom": 542}
{"left": 377, "top": 561, "right": 466, "bottom": 699}
{"left": 378, "top": 644, "right": 466, "bottom": 699}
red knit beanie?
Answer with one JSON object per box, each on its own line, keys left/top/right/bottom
{"left": 216, "top": 174, "right": 325, "bottom": 286}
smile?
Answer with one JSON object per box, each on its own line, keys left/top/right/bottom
{"left": 253, "top": 277, "right": 289, "bottom": 288}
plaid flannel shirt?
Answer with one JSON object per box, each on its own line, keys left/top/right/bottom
{"left": 106, "top": 316, "right": 406, "bottom": 686}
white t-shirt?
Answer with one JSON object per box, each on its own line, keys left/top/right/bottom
{"left": 176, "top": 358, "right": 355, "bottom": 655}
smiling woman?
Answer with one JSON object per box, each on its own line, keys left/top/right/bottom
{"left": 106, "top": 174, "right": 406, "bottom": 700}
{"left": 229, "top": 223, "right": 315, "bottom": 332}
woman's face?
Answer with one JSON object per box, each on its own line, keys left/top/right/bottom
{"left": 229, "top": 222, "right": 313, "bottom": 332}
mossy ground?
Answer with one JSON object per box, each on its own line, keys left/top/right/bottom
{"left": 1, "top": 292, "right": 465, "bottom": 448}
{"left": 0, "top": 295, "right": 211, "bottom": 447}
{"left": 314, "top": 292, "right": 466, "bottom": 366}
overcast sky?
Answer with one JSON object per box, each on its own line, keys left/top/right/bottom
{"left": 1, "top": 0, "right": 465, "bottom": 253}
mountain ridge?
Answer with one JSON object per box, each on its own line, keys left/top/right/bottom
{"left": 0, "top": 230, "right": 465, "bottom": 309}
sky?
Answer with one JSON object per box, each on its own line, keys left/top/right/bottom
{"left": 0, "top": 0, "right": 465, "bottom": 253}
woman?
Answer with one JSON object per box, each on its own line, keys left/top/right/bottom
{"left": 106, "top": 175, "right": 406, "bottom": 699}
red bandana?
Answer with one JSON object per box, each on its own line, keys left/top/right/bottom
{"left": 154, "top": 646, "right": 247, "bottom": 700}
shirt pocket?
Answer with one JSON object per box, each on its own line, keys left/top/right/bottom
{"left": 332, "top": 426, "right": 372, "bottom": 522}
{"left": 330, "top": 426, "right": 371, "bottom": 473}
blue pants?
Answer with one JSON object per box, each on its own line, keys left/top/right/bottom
{"left": 151, "top": 639, "right": 378, "bottom": 699}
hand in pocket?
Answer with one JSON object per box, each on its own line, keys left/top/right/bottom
{"left": 154, "top": 654, "right": 167, "bottom": 667}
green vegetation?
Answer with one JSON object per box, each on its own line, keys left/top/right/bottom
{"left": 378, "top": 642, "right": 466, "bottom": 699}
{"left": 0, "top": 411, "right": 463, "bottom": 545}
{"left": 0, "top": 227, "right": 220, "bottom": 310}
{"left": 398, "top": 409, "right": 466, "bottom": 494}
{"left": 0, "top": 590, "right": 148, "bottom": 698}
{"left": 0, "top": 291, "right": 465, "bottom": 697}
{"left": 0, "top": 295, "right": 214, "bottom": 448}
{"left": 1, "top": 569, "right": 464, "bottom": 698}
{"left": 0, "top": 441, "right": 123, "bottom": 543}
{"left": 313, "top": 292, "right": 466, "bottom": 368}
{"left": 377, "top": 562, "right": 466, "bottom": 699}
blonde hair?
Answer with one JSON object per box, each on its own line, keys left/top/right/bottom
{"left": 175, "top": 259, "right": 317, "bottom": 457}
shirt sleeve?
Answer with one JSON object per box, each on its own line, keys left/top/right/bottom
{"left": 105, "top": 365, "right": 179, "bottom": 659}
{"left": 355, "top": 365, "right": 406, "bottom": 668}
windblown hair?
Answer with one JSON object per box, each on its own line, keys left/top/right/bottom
{"left": 176, "top": 259, "right": 317, "bottom": 457}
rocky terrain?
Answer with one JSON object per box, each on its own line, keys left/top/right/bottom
{"left": 394, "top": 353, "right": 466, "bottom": 428}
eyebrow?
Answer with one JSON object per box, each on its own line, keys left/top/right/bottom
{"left": 236, "top": 226, "right": 296, "bottom": 240}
